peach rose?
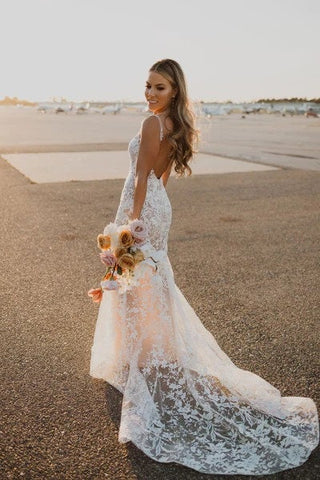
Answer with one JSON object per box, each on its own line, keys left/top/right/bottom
{"left": 119, "top": 230, "right": 134, "bottom": 248}
{"left": 134, "top": 250, "right": 145, "bottom": 264}
{"left": 114, "top": 247, "right": 127, "bottom": 258}
{"left": 97, "top": 234, "right": 111, "bottom": 250}
{"left": 88, "top": 287, "right": 103, "bottom": 303}
{"left": 118, "top": 253, "right": 135, "bottom": 270}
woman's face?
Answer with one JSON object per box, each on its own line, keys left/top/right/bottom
{"left": 145, "top": 71, "right": 176, "bottom": 114}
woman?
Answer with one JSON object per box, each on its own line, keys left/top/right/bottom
{"left": 89, "top": 59, "right": 319, "bottom": 475}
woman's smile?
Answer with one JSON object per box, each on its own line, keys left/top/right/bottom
{"left": 145, "top": 70, "right": 175, "bottom": 113}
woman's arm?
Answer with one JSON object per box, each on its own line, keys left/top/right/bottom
{"left": 130, "top": 116, "right": 161, "bottom": 220}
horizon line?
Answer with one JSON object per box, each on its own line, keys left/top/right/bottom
{"left": 1, "top": 95, "right": 320, "bottom": 105}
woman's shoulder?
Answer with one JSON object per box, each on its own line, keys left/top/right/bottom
{"left": 140, "top": 115, "right": 162, "bottom": 138}
{"left": 139, "top": 113, "right": 173, "bottom": 140}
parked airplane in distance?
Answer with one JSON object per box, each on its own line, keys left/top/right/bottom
{"left": 101, "top": 104, "right": 123, "bottom": 115}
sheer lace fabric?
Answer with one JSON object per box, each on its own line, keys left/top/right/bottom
{"left": 90, "top": 118, "right": 319, "bottom": 475}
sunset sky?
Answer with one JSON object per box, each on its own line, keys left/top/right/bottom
{"left": 1, "top": 0, "right": 319, "bottom": 102}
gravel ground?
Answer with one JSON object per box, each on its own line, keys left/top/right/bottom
{"left": 0, "top": 157, "right": 319, "bottom": 479}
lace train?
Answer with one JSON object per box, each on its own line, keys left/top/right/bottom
{"left": 90, "top": 253, "right": 318, "bottom": 474}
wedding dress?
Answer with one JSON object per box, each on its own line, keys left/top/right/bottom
{"left": 90, "top": 114, "right": 319, "bottom": 475}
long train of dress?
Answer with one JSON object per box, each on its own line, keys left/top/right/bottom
{"left": 90, "top": 115, "right": 319, "bottom": 475}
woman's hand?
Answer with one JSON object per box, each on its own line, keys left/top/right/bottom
{"left": 131, "top": 116, "right": 161, "bottom": 219}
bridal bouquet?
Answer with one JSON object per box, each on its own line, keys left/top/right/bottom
{"left": 88, "top": 219, "right": 158, "bottom": 302}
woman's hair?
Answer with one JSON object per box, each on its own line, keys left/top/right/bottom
{"left": 149, "top": 58, "right": 199, "bottom": 176}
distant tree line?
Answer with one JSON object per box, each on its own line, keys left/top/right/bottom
{"left": 256, "top": 97, "right": 320, "bottom": 104}
{"left": 0, "top": 96, "right": 36, "bottom": 106}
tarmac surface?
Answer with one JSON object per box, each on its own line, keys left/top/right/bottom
{"left": 3, "top": 150, "right": 277, "bottom": 183}
{"left": 0, "top": 107, "right": 319, "bottom": 171}
{"left": 1, "top": 152, "right": 319, "bottom": 479}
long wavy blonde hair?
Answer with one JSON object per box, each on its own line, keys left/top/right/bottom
{"left": 149, "top": 58, "right": 199, "bottom": 176}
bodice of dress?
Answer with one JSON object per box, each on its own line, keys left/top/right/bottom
{"left": 115, "top": 115, "right": 172, "bottom": 252}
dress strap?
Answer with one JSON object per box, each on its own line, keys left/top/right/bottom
{"left": 152, "top": 114, "right": 164, "bottom": 142}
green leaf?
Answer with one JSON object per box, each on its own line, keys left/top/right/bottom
{"left": 117, "top": 265, "right": 123, "bottom": 275}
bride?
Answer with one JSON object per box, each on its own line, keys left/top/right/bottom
{"left": 89, "top": 58, "right": 319, "bottom": 475}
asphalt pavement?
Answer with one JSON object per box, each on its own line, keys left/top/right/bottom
{"left": 0, "top": 156, "right": 319, "bottom": 479}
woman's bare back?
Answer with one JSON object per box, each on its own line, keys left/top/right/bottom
{"left": 153, "top": 114, "right": 174, "bottom": 179}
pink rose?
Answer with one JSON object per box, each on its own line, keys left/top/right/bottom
{"left": 133, "top": 236, "right": 147, "bottom": 246}
{"left": 101, "top": 279, "right": 119, "bottom": 291}
{"left": 100, "top": 251, "right": 116, "bottom": 267}
{"left": 88, "top": 287, "right": 103, "bottom": 303}
{"left": 130, "top": 219, "right": 148, "bottom": 245}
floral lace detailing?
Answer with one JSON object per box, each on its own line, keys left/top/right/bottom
{"left": 90, "top": 127, "right": 319, "bottom": 475}
{"left": 115, "top": 133, "right": 172, "bottom": 252}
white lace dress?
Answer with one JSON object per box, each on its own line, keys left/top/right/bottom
{"left": 90, "top": 114, "right": 319, "bottom": 475}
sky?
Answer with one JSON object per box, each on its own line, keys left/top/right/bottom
{"left": 0, "top": 0, "right": 319, "bottom": 103}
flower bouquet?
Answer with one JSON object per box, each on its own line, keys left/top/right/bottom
{"left": 88, "top": 219, "right": 157, "bottom": 302}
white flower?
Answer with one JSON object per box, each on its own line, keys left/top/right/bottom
{"left": 103, "top": 222, "right": 120, "bottom": 250}
{"left": 139, "top": 241, "right": 154, "bottom": 258}
{"left": 103, "top": 222, "right": 117, "bottom": 236}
